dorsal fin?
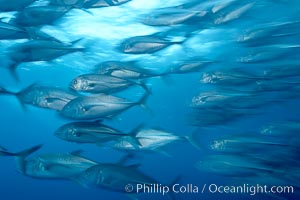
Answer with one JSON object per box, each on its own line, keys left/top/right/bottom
{"left": 70, "top": 150, "right": 84, "bottom": 156}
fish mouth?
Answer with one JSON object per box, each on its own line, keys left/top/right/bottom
{"left": 70, "top": 80, "right": 80, "bottom": 91}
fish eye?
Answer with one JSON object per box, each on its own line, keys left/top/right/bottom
{"left": 124, "top": 44, "right": 131, "bottom": 50}
{"left": 68, "top": 128, "right": 75, "bottom": 134}
{"left": 80, "top": 107, "right": 87, "bottom": 112}
{"left": 71, "top": 131, "right": 80, "bottom": 137}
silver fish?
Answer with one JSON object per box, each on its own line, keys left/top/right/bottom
{"left": 238, "top": 21, "right": 300, "bottom": 47}
{"left": 95, "top": 61, "right": 160, "bottom": 79}
{"left": 142, "top": 9, "right": 206, "bottom": 26}
{"left": 70, "top": 74, "right": 149, "bottom": 94}
{"left": 260, "top": 121, "right": 300, "bottom": 137}
{"left": 8, "top": 39, "right": 83, "bottom": 77}
{"left": 12, "top": 6, "right": 72, "bottom": 27}
{"left": 74, "top": 163, "right": 156, "bottom": 192}
{"left": 0, "top": 21, "right": 29, "bottom": 40}
{"left": 200, "top": 69, "right": 266, "bottom": 86}
{"left": 22, "top": 151, "right": 97, "bottom": 178}
{"left": 214, "top": 3, "right": 254, "bottom": 25}
{"left": 60, "top": 93, "right": 149, "bottom": 120}
{"left": 55, "top": 121, "right": 128, "bottom": 144}
{"left": 195, "top": 154, "right": 274, "bottom": 177}
{"left": 119, "top": 35, "right": 183, "bottom": 54}
{"left": 1, "top": 145, "right": 98, "bottom": 179}
{"left": 0, "top": 84, "right": 79, "bottom": 111}
{"left": 170, "top": 60, "right": 214, "bottom": 74}
{"left": 209, "top": 134, "right": 291, "bottom": 154}
{"left": 107, "top": 128, "right": 198, "bottom": 153}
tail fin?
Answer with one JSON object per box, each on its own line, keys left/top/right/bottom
{"left": 0, "top": 86, "right": 16, "bottom": 96}
{"left": 184, "top": 133, "right": 201, "bottom": 150}
{"left": 25, "top": 27, "right": 62, "bottom": 43}
{"left": 70, "top": 38, "right": 84, "bottom": 46}
{"left": 8, "top": 62, "right": 20, "bottom": 82}
{"left": 15, "top": 144, "right": 43, "bottom": 174}
{"left": 137, "top": 80, "right": 152, "bottom": 95}
{"left": 127, "top": 124, "right": 145, "bottom": 148}
{"left": 0, "top": 151, "right": 15, "bottom": 156}
{"left": 167, "top": 175, "right": 182, "bottom": 200}
{"left": 0, "top": 85, "right": 28, "bottom": 111}
{"left": 137, "top": 92, "right": 150, "bottom": 110}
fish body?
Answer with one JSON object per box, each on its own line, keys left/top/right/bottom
{"left": 55, "top": 121, "right": 126, "bottom": 144}
{"left": 95, "top": 61, "right": 159, "bottom": 79}
{"left": 0, "top": 21, "right": 29, "bottom": 40}
{"left": 195, "top": 155, "right": 273, "bottom": 177}
{"left": 75, "top": 163, "right": 155, "bottom": 192}
{"left": 21, "top": 149, "right": 97, "bottom": 179}
{"left": 70, "top": 74, "right": 147, "bottom": 94}
{"left": 142, "top": 9, "right": 206, "bottom": 26}
{"left": 12, "top": 6, "right": 71, "bottom": 27}
{"left": 0, "top": 84, "right": 79, "bottom": 111}
{"left": 109, "top": 128, "right": 186, "bottom": 151}
{"left": 119, "top": 35, "right": 183, "bottom": 54}
{"left": 9, "top": 39, "right": 84, "bottom": 70}
{"left": 60, "top": 93, "right": 148, "bottom": 120}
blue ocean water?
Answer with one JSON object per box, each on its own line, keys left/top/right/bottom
{"left": 0, "top": 0, "right": 299, "bottom": 200}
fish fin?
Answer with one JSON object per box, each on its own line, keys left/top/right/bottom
{"left": 154, "top": 148, "right": 172, "bottom": 157}
{"left": 70, "top": 38, "right": 84, "bottom": 46}
{"left": 184, "top": 132, "right": 201, "bottom": 150}
{"left": 137, "top": 92, "right": 153, "bottom": 115}
{"left": 116, "top": 153, "right": 136, "bottom": 166}
{"left": 15, "top": 82, "right": 41, "bottom": 112}
{"left": 137, "top": 80, "right": 152, "bottom": 95}
{"left": 8, "top": 62, "right": 20, "bottom": 82}
{"left": 25, "top": 27, "right": 62, "bottom": 42}
{"left": 0, "top": 86, "right": 16, "bottom": 96}
{"left": 15, "top": 144, "right": 43, "bottom": 174}
{"left": 70, "top": 150, "right": 84, "bottom": 156}
{"left": 167, "top": 175, "right": 182, "bottom": 200}
{"left": 0, "top": 151, "right": 16, "bottom": 156}
{"left": 127, "top": 124, "right": 144, "bottom": 147}
{"left": 69, "top": 176, "right": 90, "bottom": 189}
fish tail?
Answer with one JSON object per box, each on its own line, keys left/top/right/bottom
{"left": 184, "top": 132, "right": 201, "bottom": 150}
{"left": 167, "top": 175, "right": 182, "bottom": 200}
{"left": 14, "top": 144, "right": 43, "bottom": 174}
{"left": 128, "top": 124, "right": 145, "bottom": 147}
{"left": 0, "top": 151, "right": 16, "bottom": 156}
{"left": 0, "top": 85, "right": 27, "bottom": 111}
{"left": 0, "top": 86, "right": 16, "bottom": 96}
{"left": 138, "top": 92, "right": 149, "bottom": 109}
{"left": 8, "top": 62, "right": 20, "bottom": 82}
{"left": 138, "top": 80, "right": 152, "bottom": 95}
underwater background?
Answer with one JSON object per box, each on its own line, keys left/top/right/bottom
{"left": 0, "top": 0, "right": 299, "bottom": 200}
